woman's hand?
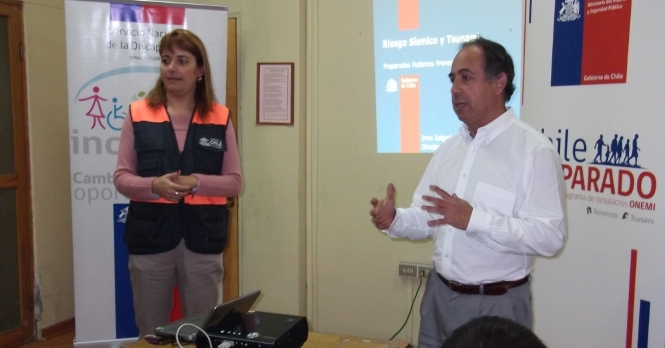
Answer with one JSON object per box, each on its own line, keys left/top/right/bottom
{"left": 173, "top": 175, "right": 199, "bottom": 191}
{"left": 151, "top": 172, "right": 193, "bottom": 202}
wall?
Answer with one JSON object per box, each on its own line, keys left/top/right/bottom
{"left": 227, "top": 0, "right": 308, "bottom": 317}
{"left": 306, "top": 1, "right": 433, "bottom": 342}
{"left": 23, "top": 0, "right": 73, "bottom": 330}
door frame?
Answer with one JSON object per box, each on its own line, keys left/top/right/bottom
{"left": 222, "top": 16, "right": 240, "bottom": 302}
{"left": 0, "top": 0, "right": 34, "bottom": 346}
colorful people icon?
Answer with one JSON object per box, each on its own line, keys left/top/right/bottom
{"left": 106, "top": 97, "right": 126, "bottom": 131}
{"left": 78, "top": 86, "right": 107, "bottom": 129}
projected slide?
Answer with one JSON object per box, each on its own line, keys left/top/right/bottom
{"left": 374, "top": 0, "right": 523, "bottom": 153}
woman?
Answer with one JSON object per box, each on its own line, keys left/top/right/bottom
{"left": 114, "top": 29, "right": 242, "bottom": 337}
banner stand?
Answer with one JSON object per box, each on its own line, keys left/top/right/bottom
{"left": 65, "top": 0, "right": 228, "bottom": 345}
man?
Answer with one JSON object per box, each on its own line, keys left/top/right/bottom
{"left": 370, "top": 38, "right": 566, "bottom": 347}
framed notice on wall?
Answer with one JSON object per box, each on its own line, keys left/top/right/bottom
{"left": 256, "top": 62, "right": 294, "bottom": 125}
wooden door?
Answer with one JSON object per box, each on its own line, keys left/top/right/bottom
{"left": 0, "top": 0, "right": 33, "bottom": 347}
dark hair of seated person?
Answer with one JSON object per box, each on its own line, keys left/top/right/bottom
{"left": 441, "top": 316, "right": 547, "bottom": 348}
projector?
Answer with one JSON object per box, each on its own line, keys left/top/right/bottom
{"left": 196, "top": 311, "right": 308, "bottom": 348}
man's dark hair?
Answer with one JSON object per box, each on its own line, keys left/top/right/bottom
{"left": 441, "top": 316, "right": 547, "bottom": 348}
{"left": 461, "top": 37, "right": 516, "bottom": 102}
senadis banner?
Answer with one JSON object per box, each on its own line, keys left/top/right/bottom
{"left": 65, "top": 0, "right": 227, "bottom": 345}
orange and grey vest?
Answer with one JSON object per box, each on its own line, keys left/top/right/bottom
{"left": 124, "top": 99, "right": 230, "bottom": 255}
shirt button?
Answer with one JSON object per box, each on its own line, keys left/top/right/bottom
{"left": 445, "top": 254, "right": 449, "bottom": 258}
{"left": 463, "top": 174, "right": 467, "bottom": 178}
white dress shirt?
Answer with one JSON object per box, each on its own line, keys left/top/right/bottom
{"left": 385, "top": 108, "right": 567, "bottom": 284}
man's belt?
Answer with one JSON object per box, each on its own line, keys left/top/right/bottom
{"left": 438, "top": 273, "right": 530, "bottom": 296}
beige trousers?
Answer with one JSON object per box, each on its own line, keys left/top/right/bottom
{"left": 128, "top": 239, "right": 224, "bottom": 338}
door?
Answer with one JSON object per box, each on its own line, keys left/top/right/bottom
{"left": 0, "top": 0, "right": 34, "bottom": 347}
{"left": 222, "top": 17, "right": 239, "bottom": 302}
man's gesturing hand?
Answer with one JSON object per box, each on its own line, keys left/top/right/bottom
{"left": 370, "top": 183, "right": 397, "bottom": 230}
{"left": 421, "top": 185, "right": 473, "bottom": 230}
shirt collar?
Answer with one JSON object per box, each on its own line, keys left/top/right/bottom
{"left": 459, "top": 107, "right": 516, "bottom": 145}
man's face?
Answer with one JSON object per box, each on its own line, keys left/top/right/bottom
{"left": 448, "top": 45, "right": 505, "bottom": 131}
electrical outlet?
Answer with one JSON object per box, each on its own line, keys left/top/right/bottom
{"left": 398, "top": 263, "right": 418, "bottom": 276}
{"left": 399, "top": 262, "right": 434, "bottom": 277}
{"left": 417, "top": 265, "right": 433, "bottom": 278}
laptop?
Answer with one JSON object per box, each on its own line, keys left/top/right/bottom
{"left": 154, "top": 290, "right": 261, "bottom": 342}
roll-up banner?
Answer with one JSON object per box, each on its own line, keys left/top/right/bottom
{"left": 65, "top": 1, "right": 228, "bottom": 345}
{"left": 522, "top": 1, "right": 665, "bottom": 347}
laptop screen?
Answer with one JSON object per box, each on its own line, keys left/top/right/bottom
{"left": 155, "top": 290, "right": 262, "bottom": 341}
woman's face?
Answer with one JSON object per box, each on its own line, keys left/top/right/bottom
{"left": 160, "top": 46, "right": 203, "bottom": 98}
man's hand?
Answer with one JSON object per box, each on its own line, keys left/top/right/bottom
{"left": 421, "top": 185, "right": 473, "bottom": 230}
{"left": 151, "top": 172, "right": 193, "bottom": 202}
{"left": 370, "top": 183, "right": 397, "bottom": 230}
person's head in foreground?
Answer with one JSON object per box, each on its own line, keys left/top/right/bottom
{"left": 441, "top": 316, "right": 547, "bottom": 348}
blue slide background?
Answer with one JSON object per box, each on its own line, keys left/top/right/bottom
{"left": 374, "top": 0, "right": 523, "bottom": 153}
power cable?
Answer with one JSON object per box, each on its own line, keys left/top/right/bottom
{"left": 390, "top": 274, "right": 423, "bottom": 341}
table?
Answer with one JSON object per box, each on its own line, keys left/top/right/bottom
{"left": 303, "top": 332, "right": 410, "bottom": 348}
{"left": 125, "top": 332, "right": 410, "bottom": 348}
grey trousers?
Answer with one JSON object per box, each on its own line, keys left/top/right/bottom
{"left": 129, "top": 239, "right": 224, "bottom": 338}
{"left": 417, "top": 270, "right": 532, "bottom": 348}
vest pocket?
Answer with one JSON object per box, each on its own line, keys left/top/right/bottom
{"left": 184, "top": 204, "right": 229, "bottom": 254}
{"left": 193, "top": 126, "right": 226, "bottom": 174}
{"left": 134, "top": 125, "right": 166, "bottom": 177}
{"left": 124, "top": 202, "right": 180, "bottom": 254}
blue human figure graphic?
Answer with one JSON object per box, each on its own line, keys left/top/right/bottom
{"left": 629, "top": 134, "right": 640, "bottom": 167}
{"left": 608, "top": 134, "right": 618, "bottom": 164}
{"left": 78, "top": 86, "right": 107, "bottom": 129}
{"left": 615, "top": 136, "right": 624, "bottom": 164}
{"left": 593, "top": 134, "right": 607, "bottom": 163}
{"left": 106, "top": 97, "right": 126, "bottom": 131}
{"left": 622, "top": 139, "right": 630, "bottom": 165}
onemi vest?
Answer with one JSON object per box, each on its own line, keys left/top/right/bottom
{"left": 124, "top": 99, "right": 230, "bottom": 255}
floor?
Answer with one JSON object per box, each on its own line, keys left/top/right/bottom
{"left": 19, "top": 330, "right": 75, "bottom": 348}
